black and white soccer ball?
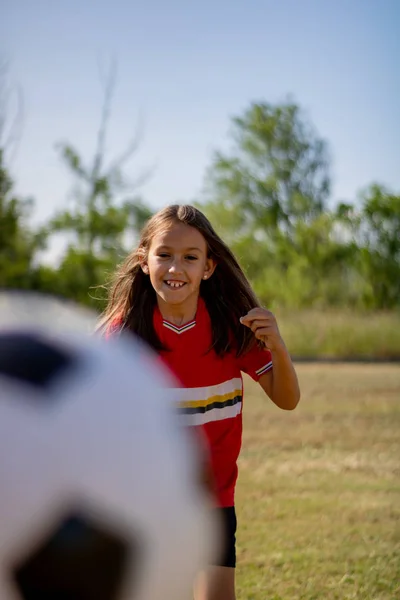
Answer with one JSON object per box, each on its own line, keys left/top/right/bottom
{"left": 0, "top": 293, "right": 219, "bottom": 600}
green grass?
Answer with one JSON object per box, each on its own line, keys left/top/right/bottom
{"left": 275, "top": 310, "right": 400, "bottom": 359}
{"left": 236, "top": 363, "right": 400, "bottom": 599}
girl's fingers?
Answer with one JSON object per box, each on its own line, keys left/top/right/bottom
{"left": 254, "top": 326, "right": 274, "bottom": 338}
{"left": 241, "top": 308, "right": 274, "bottom": 322}
{"left": 254, "top": 328, "right": 270, "bottom": 339}
{"left": 241, "top": 316, "right": 273, "bottom": 329}
{"left": 248, "top": 320, "right": 275, "bottom": 334}
{"left": 252, "top": 319, "right": 271, "bottom": 329}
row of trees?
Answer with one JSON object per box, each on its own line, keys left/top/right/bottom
{"left": 199, "top": 102, "right": 400, "bottom": 310}
{"left": 1, "top": 69, "right": 399, "bottom": 312}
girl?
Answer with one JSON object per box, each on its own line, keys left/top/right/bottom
{"left": 99, "top": 204, "right": 300, "bottom": 600}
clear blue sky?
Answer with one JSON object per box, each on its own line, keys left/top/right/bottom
{"left": 3, "top": 0, "right": 400, "bottom": 230}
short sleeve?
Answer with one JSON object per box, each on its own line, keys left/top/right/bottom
{"left": 238, "top": 342, "right": 273, "bottom": 382}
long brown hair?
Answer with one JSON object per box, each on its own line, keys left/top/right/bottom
{"left": 98, "top": 205, "right": 260, "bottom": 357}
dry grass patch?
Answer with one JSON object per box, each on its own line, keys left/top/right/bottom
{"left": 235, "top": 364, "right": 400, "bottom": 599}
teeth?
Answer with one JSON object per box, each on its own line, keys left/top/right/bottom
{"left": 167, "top": 281, "right": 184, "bottom": 288}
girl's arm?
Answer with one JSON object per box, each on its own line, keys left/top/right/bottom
{"left": 258, "top": 343, "right": 300, "bottom": 410}
{"left": 240, "top": 308, "right": 300, "bottom": 410}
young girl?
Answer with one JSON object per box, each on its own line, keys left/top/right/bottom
{"left": 100, "top": 204, "right": 300, "bottom": 600}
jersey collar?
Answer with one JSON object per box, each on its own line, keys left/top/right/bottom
{"left": 155, "top": 296, "right": 207, "bottom": 335}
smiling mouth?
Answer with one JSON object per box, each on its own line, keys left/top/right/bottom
{"left": 165, "top": 281, "right": 186, "bottom": 288}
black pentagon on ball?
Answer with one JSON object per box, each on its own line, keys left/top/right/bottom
{"left": 0, "top": 332, "right": 76, "bottom": 391}
{"left": 12, "top": 510, "right": 134, "bottom": 600}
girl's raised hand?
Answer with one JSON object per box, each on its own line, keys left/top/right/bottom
{"left": 240, "top": 307, "right": 285, "bottom": 352}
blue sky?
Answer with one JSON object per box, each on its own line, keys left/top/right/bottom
{"left": 2, "top": 0, "right": 400, "bottom": 230}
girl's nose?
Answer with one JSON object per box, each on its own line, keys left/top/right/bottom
{"left": 168, "top": 258, "right": 183, "bottom": 273}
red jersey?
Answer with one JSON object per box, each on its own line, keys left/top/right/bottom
{"left": 153, "top": 297, "right": 273, "bottom": 507}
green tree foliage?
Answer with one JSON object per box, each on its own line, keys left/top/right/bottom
{"left": 199, "top": 100, "right": 398, "bottom": 310}
{"left": 0, "top": 149, "right": 41, "bottom": 288}
{"left": 202, "top": 100, "right": 330, "bottom": 238}
{"left": 0, "top": 62, "right": 48, "bottom": 290}
{"left": 199, "top": 101, "right": 343, "bottom": 308}
{"left": 1, "top": 74, "right": 398, "bottom": 314}
{"left": 338, "top": 184, "right": 400, "bottom": 309}
{"left": 45, "top": 62, "right": 153, "bottom": 307}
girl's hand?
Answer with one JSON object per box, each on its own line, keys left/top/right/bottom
{"left": 240, "top": 307, "right": 285, "bottom": 352}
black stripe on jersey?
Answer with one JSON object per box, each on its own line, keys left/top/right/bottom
{"left": 177, "top": 395, "right": 242, "bottom": 415}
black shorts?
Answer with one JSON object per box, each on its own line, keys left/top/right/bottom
{"left": 215, "top": 506, "right": 237, "bottom": 568}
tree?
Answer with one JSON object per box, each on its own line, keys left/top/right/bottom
{"left": 338, "top": 184, "right": 400, "bottom": 309}
{"left": 0, "top": 64, "right": 46, "bottom": 290}
{"left": 0, "top": 150, "right": 34, "bottom": 287}
{"left": 201, "top": 100, "right": 331, "bottom": 241}
{"left": 197, "top": 100, "right": 357, "bottom": 309}
{"left": 46, "top": 60, "right": 153, "bottom": 307}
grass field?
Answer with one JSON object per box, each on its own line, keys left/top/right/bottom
{"left": 235, "top": 363, "right": 400, "bottom": 600}
{"left": 276, "top": 310, "right": 400, "bottom": 360}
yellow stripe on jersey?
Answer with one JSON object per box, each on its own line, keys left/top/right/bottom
{"left": 178, "top": 388, "right": 242, "bottom": 409}
{"left": 171, "top": 377, "right": 243, "bottom": 405}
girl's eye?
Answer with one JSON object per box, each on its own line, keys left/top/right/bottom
{"left": 158, "top": 253, "right": 170, "bottom": 258}
{"left": 186, "top": 255, "right": 198, "bottom": 261}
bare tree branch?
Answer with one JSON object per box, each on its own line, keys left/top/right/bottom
{"left": 0, "top": 59, "right": 24, "bottom": 164}
{"left": 105, "top": 107, "right": 144, "bottom": 172}
{"left": 90, "top": 55, "right": 118, "bottom": 184}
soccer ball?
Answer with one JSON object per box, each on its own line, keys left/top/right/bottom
{"left": 0, "top": 293, "right": 219, "bottom": 600}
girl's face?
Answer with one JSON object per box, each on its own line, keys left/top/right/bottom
{"left": 143, "top": 222, "right": 215, "bottom": 311}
